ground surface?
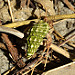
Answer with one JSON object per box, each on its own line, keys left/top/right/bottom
{"left": 0, "top": 0, "right": 75, "bottom": 74}
{"left": 42, "top": 62, "right": 75, "bottom": 75}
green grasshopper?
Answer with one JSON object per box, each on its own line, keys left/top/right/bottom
{"left": 27, "top": 20, "right": 50, "bottom": 58}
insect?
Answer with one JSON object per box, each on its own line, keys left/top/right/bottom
{"left": 27, "top": 20, "right": 50, "bottom": 58}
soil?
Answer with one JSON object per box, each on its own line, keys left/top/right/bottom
{"left": 0, "top": 0, "right": 75, "bottom": 74}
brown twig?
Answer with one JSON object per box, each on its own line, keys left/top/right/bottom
{"left": 24, "top": 57, "right": 43, "bottom": 75}
{"left": 68, "top": 42, "right": 75, "bottom": 47}
{"left": 44, "top": 34, "right": 52, "bottom": 68}
{"left": 54, "top": 29, "right": 64, "bottom": 39}
{"left": 50, "top": 43, "right": 70, "bottom": 58}
{"left": 23, "top": 60, "right": 43, "bottom": 75}
{"left": 44, "top": 47, "right": 49, "bottom": 68}
{"left": 63, "top": 0, "right": 75, "bottom": 12}
{"left": 58, "top": 34, "right": 75, "bottom": 47}
{"left": 53, "top": 27, "right": 75, "bottom": 48}
{"left": 21, "top": 0, "right": 35, "bottom": 8}
{"left": 1, "top": 33, "right": 25, "bottom": 68}
{"left": 20, "top": 0, "right": 26, "bottom": 8}
{"left": 0, "top": 42, "right": 7, "bottom": 50}
{"left": 3, "top": 66, "right": 16, "bottom": 75}
{"left": 7, "top": 0, "right": 14, "bottom": 22}
{"left": 27, "top": 0, "right": 30, "bottom": 7}
{"left": 53, "top": 33, "right": 61, "bottom": 41}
